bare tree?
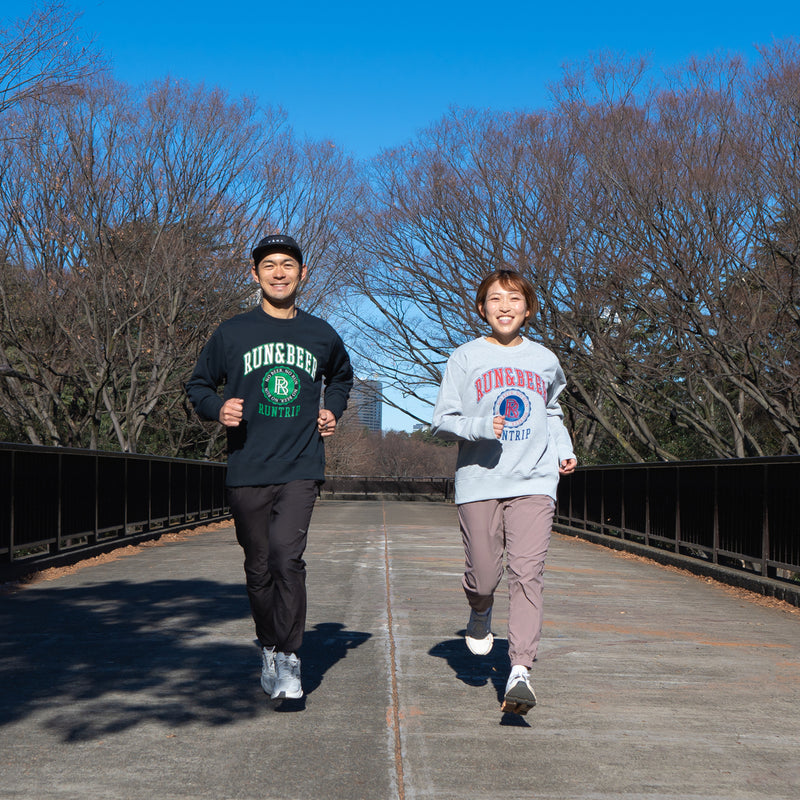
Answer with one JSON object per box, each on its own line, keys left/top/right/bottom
{"left": 323, "top": 422, "right": 457, "bottom": 478}
{"left": 253, "top": 136, "right": 365, "bottom": 316}
{"left": 347, "top": 45, "right": 800, "bottom": 462}
{"left": 555, "top": 49, "right": 800, "bottom": 458}
{"left": 322, "top": 417, "right": 374, "bottom": 475}
{"left": 0, "top": 69, "right": 364, "bottom": 455}
{"left": 0, "top": 78, "right": 311, "bottom": 451}
{"left": 4, "top": 32, "right": 798, "bottom": 462}
{"left": 0, "top": 2, "right": 102, "bottom": 115}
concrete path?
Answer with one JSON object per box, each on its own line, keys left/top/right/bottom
{"left": 1, "top": 500, "right": 799, "bottom": 800}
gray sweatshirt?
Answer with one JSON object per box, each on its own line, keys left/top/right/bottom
{"left": 431, "top": 337, "right": 575, "bottom": 504}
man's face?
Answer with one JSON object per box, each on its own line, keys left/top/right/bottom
{"left": 251, "top": 251, "right": 307, "bottom": 308}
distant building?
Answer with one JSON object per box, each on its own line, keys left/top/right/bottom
{"left": 351, "top": 378, "right": 383, "bottom": 432}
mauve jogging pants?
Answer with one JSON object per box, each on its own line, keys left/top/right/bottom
{"left": 457, "top": 494, "right": 555, "bottom": 668}
{"left": 227, "top": 480, "right": 319, "bottom": 654}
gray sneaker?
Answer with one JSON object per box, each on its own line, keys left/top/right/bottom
{"left": 260, "top": 646, "right": 277, "bottom": 695}
{"left": 271, "top": 652, "right": 303, "bottom": 699}
{"left": 502, "top": 666, "right": 537, "bottom": 715}
{"left": 465, "top": 608, "right": 493, "bottom": 655}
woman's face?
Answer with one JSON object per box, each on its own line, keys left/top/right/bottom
{"left": 479, "top": 280, "right": 530, "bottom": 344}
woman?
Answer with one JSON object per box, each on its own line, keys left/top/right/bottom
{"left": 432, "top": 269, "right": 577, "bottom": 715}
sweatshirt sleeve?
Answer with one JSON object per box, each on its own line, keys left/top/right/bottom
{"left": 431, "top": 352, "right": 495, "bottom": 441}
{"left": 322, "top": 333, "right": 354, "bottom": 419}
{"left": 185, "top": 329, "right": 226, "bottom": 423}
{"left": 546, "top": 362, "right": 576, "bottom": 461}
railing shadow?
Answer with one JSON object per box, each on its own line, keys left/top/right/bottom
{"left": 0, "top": 580, "right": 370, "bottom": 740}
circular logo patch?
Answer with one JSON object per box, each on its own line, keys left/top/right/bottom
{"left": 262, "top": 368, "right": 300, "bottom": 405}
{"left": 493, "top": 389, "right": 531, "bottom": 427}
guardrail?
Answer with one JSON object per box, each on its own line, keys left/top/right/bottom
{"left": 321, "top": 475, "right": 454, "bottom": 501}
{"left": 554, "top": 455, "right": 800, "bottom": 599}
{"left": 0, "top": 442, "right": 230, "bottom": 579}
{"left": 3, "top": 443, "right": 798, "bottom": 601}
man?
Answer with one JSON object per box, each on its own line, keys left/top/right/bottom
{"left": 187, "top": 234, "right": 353, "bottom": 700}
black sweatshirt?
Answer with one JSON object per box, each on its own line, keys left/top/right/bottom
{"left": 186, "top": 306, "right": 353, "bottom": 486}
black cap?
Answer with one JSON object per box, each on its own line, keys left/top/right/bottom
{"left": 252, "top": 234, "right": 303, "bottom": 266}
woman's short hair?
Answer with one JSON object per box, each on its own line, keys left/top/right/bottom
{"left": 475, "top": 269, "right": 539, "bottom": 321}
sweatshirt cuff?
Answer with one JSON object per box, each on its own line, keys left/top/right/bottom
{"left": 201, "top": 397, "right": 225, "bottom": 423}
{"left": 479, "top": 416, "right": 496, "bottom": 440}
{"left": 324, "top": 401, "right": 347, "bottom": 420}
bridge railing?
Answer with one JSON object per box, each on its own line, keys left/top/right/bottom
{"left": 3, "top": 442, "right": 798, "bottom": 599}
{"left": 321, "top": 475, "right": 454, "bottom": 501}
{"left": 0, "top": 442, "right": 229, "bottom": 578}
{"left": 555, "top": 455, "right": 800, "bottom": 585}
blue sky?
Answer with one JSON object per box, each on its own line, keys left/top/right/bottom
{"left": 6, "top": 0, "right": 798, "bottom": 159}
{"left": 5, "top": 1, "right": 799, "bottom": 428}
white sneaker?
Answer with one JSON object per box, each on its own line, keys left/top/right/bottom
{"left": 271, "top": 652, "right": 303, "bottom": 699}
{"left": 260, "top": 646, "right": 277, "bottom": 695}
{"left": 465, "top": 608, "right": 493, "bottom": 655}
{"left": 502, "top": 665, "right": 536, "bottom": 715}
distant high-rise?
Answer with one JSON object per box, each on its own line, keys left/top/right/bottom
{"left": 351, "top": 378, "right": 383, "bottom": 432}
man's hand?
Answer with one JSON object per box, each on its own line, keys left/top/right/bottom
{"left": 493, "top": 415, "right": 506, "bottom": 439}
{"left": 559, "top": 458, "right": 577, "bottom": 475}
{"left": 318, "top": 408, "right": 337, "bottom": 437}
{"left": 219, "top": 398, "right": 244, "bottom": 427}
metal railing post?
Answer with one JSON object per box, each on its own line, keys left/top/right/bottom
{"left": 712, "top": 464, "right": 719, "bottom": 565}
{"left": 761, "top": 463, "right": 770, "bottom": 578}
{"left": 674, "top": 467, "right": 681, "bottom": 553}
